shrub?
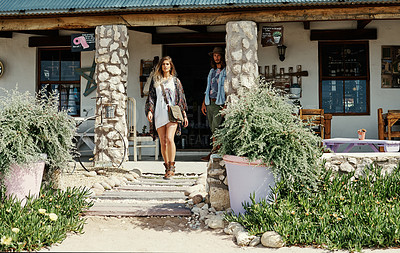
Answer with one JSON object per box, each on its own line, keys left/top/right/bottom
{"left": 0, "top": 88, "right": 76, "bottom": 179}
{"left": 226, "top": 164, "right": 400, "bottom": 252}
{"left": 214, "top": 79, "right": 324, "bottom": 191}
{"left": 0, "top": 185, "right": 93, "bottom": 252}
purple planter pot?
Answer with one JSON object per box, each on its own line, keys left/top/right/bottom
{"left": 223, "top": 155, "right": 276, "bottom": 215}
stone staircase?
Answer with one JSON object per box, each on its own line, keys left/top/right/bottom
{"left": 85, "top": 173, "right": 197, "bottom": 217}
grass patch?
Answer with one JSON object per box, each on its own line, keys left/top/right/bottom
{"left": 226, "top": 164, "right": 400, "bottom": 252}
{"left": 0, "top": 186, "right": 93, "bottom": 252}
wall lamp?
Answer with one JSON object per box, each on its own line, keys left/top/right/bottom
{"left": 277, "top": 44, "right": 287, "bottom": 62}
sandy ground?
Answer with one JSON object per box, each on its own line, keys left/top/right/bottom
{"left": 38, "top": 216, "right": 400, "bottom": 253}
{"left": 39, "top": 163, "right": 400, "bottom": 253}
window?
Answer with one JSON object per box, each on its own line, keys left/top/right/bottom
{"left": 319, "top": 42, "right": 369, "bottom": 115}
{"left": 38, "top": 48, "right": 81, "bottom": 116}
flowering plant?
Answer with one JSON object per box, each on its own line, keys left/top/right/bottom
{"left": 357, "top": 128, "right": 367, "bottom": 134}
{"left": 0, "top": 88, "right": 76, "bottom": 179}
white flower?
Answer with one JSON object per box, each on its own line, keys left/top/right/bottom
{"left": 1, "top": 236, "right": 12, "bottom": 245}
{"left": 11, "top": 228, "right": 19, "bottom": 234}
{"left": 38, "top": 208, "right": 46, "bottom": 214}
{"left": 48, "top": 213, "right": 58, "bottom": 221}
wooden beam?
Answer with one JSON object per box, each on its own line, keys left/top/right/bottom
{"left": 180, "top": 25, "right": 207, "bottom": 33}
{"left": 152, "top": 32, "right": 225, "bottom": 44}
{"left": 310, "top": 29, "right": 377, "bottom": 41}
{"left": 303, "top": 21, "right": 310, "bottom": 30}
{"left": 357, "top": 19, "right": 372, "bottom": 29}
{"left": 0, "top": 31, "right": 12, "bottom": 38}
{"left": 1, "top": 6, "right": 400, "bottom": 31}
{"left": 129, "top": 26, "right": 157, "bottom": 34}
{"left": 16, "top": 30, "right": 59, "bottom": 36}
{"left": 29, "top": 36, "right": 70, "bottom": 47}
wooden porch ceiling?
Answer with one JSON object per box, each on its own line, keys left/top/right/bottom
{"left": 1, "top": 5, "right": 400, "bottom": 32}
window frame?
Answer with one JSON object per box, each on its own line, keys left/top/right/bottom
{"left": 318, "top": 41, "right": 370, "bottom": 116}
{"left": 37, "top": 47, "right": 81, "bottom": 116}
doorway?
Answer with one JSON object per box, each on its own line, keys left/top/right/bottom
{"left": 164, "top": 45, "right": 225, "bottom": 150}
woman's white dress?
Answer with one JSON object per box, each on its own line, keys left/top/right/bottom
{"left": 154, "top": 78, "right": 176, "bottom": 130}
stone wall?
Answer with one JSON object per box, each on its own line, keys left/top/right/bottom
{"left": 205, "top": 155, "right": 230, "bottom": 211}
{"left": 206, "top": 153, "right": 400, "bottom": 211}
{"left": 224, "top": 21, "right": 259, "bottom": 103}
{"left": 94, "top": 25, "right": 129, "bottom": 167}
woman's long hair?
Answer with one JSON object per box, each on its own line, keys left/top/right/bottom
{"left": 153, "top": 56, "right": 177, "bottom": 87}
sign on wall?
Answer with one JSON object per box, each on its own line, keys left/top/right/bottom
{"left": 261, "top": 26, "right": 284, "bottom": 47}
{"left": 71, "top": 33, "right": 95, "bottom": 52}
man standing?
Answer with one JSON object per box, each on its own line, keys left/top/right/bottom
{"left": 201, "top": 47, "right": 226, "bottom": 161}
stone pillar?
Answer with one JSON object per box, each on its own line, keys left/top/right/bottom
{"left": 205, "top": 21, "right": 259, "bottom": 210}
{"left": 94, "top": 25, "right": 129, "bottom": 167}
{"left": 224, "top": 21, "right": 259, "bottom": 103}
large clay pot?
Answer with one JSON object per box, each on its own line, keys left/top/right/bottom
{"left": 3, "top": 155, "right": 46, "bottom": 206}
{"left": 223, "top": 155, "right": 276, "bottom": 215}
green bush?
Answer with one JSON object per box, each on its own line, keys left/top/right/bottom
{"left": 214, "top": 79, "right": 323, "bottom": 191}
{"left": 226, "top": 164, "right": 400, "bottom": 251}
{"left": 0, "top": 186, "right": 93, "bottom": 252}
{"left": 0, "top": 88, "right": 76, "bottom": 179}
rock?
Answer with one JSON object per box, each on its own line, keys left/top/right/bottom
{"left": 129, "top": 171, "right": 140, "bottom": 179}
{"left": 104, "top": 178, "right": 116, "bottom": 188}
{"left": 92, "top": 182, "right": 104, "bottom": 191}
{"left": 249, "top": 236, "right": 261, "bottom": 247}
{"left": 208, "top": 187, "right": 230, "bottom": 211}
{"left": 189, "top": 191, "right": 207, "bottom": 199}
{"left": 100, "top": 181, "right": 112, "bottom": 190}
{"left": 192, "top": 194, "right": 203, "bottom": 204}
{"left": 224, "top": 222, "right": 243, "bottom": 235}
{"left": 124, "top": 174, "right": 136, "bottom": 181}
{"left": 236, "top": 232, "right": 253, "bottom": 246}
{"left": 96, "top": 169, "right": 106, "bottom": 175}
{"left": 90, "top": 188, "right": 104, "bottom": 196}
{"left": 83, "top": 171, "right": 97, "bottom": 177}
{"left": 339, "top": 162, "right": 355, "bottom": 173}
{"left": 185, "top": 184, "right": 205, "bottom": 196}
{"left": 191, "top": 207, "right": 201, "bottom": 215}
{"left": 110, "top": 176, "right": 121, "bottom": 187}
{"left": 130, "top": 168, "right": 142, "bottom": 177}
{"left": 199, "top": 208, "right": 209, "bottom": 219}
{"left": 261, "top": 231, "right": 284, "bottom": 248}
{"left": 205, "top": 215, "right": 225, "bottom": 229}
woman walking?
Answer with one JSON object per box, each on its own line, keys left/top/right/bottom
{"left": 145, "top": 56, "right": 188, "bottom": 180}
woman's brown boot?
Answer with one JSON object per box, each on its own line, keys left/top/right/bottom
{"left": 163, "top": 161, "right": 175, "bottom": 180}
{"left": 163, "top": 162, "right": 170, "bottom": 179}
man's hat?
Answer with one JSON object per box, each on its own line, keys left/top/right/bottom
{"left": 209, "top": 47, "right": 224, "bottom": 56}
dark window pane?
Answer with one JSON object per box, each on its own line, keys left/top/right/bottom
{"left": 344, "top": 80, "right": 367, "bottom": 113}
{"left": 322, "top": 80, "right": 344, "bottom": 113}
{"left": 60, "top": 51, "right": 80, "bottom": 81}
{"left": 40, "top": 50, "right": 60, "bottom": 81}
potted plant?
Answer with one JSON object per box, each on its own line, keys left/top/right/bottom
{"left": 214, "top": 79, "right": 323, "bottom": 214}
{"left": 0, "top": 88, "right": 76, "bottom": 204}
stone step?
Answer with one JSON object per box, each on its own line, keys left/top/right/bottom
{"left": 117, "top": 185, "right": 188, "bottom": 192}
{"left": 127, "top": 180, "right": 194, "bottom": 187}
{"left": 93, "top": 191, "right": 187, "bottom": 200}
{"left": 85, "top": 202, "right": 191, "bottom": 217}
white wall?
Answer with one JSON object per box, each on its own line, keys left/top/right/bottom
{"left": 127, "top": 30, "right": 162, "bottom": 135}
{"left": 0, "top": 33, "right": 36, "bottom": 93}
{"left": 257, "top": 20, "right": 400, "bottom": 141}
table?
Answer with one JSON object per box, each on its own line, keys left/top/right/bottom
{"left": 322, "top": 138, "right": 400, "bottom": 153}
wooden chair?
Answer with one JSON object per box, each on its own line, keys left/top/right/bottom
{"left": 299, "top": 109, "right": 325, "bottom": 138}
{"left": 127, "top": 97, "right": 159, "bottom": 161}
{"left": 378, "top": 108, "right": 400, "bottom": 140}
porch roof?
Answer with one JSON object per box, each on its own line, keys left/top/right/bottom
{"left": 0, "top": 0, "right": 398, "bottom": 16}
